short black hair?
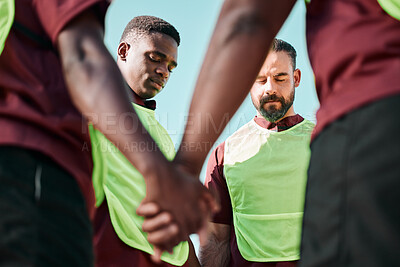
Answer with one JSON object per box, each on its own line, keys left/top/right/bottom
{"left": 120, "top": 15, "right": 180, "bottom": 46}
{"left": 271, "top": 38, "right": 297, "bottom": 70}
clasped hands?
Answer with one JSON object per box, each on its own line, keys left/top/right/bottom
{"left": 137, "top": 159, "right": 219, "bottom": 262}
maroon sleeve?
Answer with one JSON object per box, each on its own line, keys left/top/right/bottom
{"left": 33, "top": 0, "right": 110, "bottom": 45}
{"left": 204, "top": 142, "right": 232, "bottom": 225}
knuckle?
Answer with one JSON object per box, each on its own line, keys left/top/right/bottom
{"left": 162, "top": 212, "right": 173, "bottom": 224}
{"left": 170, "top": 224, "right": 179, "bottom": 235}
{"left": 147, "top": 234, "right": 158, "bottom": 244}
{"left": 142, "top": 222, "right": 149, "bottom": 232}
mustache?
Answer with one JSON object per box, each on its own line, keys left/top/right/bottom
{"left": 260, "top": 94, "right": 285, "bottom": 105}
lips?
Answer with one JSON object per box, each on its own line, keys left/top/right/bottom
{"left": 260, "top": 95, "right": 284, "bottom": 106}
{"left": 149, "top": 78, "right": 164, "bottom": 89}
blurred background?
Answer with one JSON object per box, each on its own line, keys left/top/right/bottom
{"left": 104, "top": 0, "right": 319, "bottom": 254}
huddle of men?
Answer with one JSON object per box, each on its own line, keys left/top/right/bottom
{"left": 4, "top": 0, "right": 397, "bottom": 266}
{"left": 1, "top": 1, "right": 212, "bottom": 265}
{"left": 88, "top": 16, "right": 311, "bottom": 264}
{"left": 0, "top": 4, "right": 311, "bottom": 263}
{"left": 0, "top": 1, "right": 312, "bottom": 264}
{"left": 89, "top": 17, "right": 311, "bottom": 265}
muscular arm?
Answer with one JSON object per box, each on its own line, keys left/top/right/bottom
{"left": 200, "top": 223, "right": 230, "bottom": 267}
{"left": 138, "top": 0, "right": 295, "bottom": 253}
{"left": 175, "top": 0, "right": 296, "bottom": 175}
{"left": 58, "top": 10, "right": 166, "bottom": 177}
{"left": 57, "top": 10, "right": 217, "bottom": 248}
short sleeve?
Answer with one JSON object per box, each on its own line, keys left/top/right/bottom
{"left": 204, "top": 142, "right": 233, "bottom": 225}
{"left": 32, "top": 0, "right": 110, "bottom": 45}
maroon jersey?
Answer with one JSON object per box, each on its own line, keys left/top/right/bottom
{"left": 0, "top": 0, "right": 109, "bottom": 216}
{"left": 306, "top": 0, "right": 400, "bottom": 139}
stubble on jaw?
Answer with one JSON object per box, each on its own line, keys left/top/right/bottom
{"left": 258, "top": 90, "right": 294, "bottom": 122}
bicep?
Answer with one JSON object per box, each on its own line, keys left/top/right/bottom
{"left": 204, "top": 147, "right": 233, "bottom": 225}
{"left": 57, "top": 9, "right": 106, "bottom": 71}
{"left": 56, "top": 9, "right": 121, "bottom": 112}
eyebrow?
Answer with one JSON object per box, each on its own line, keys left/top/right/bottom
{"left": 256, "top": 72, "right": 289, "bottom": 79}
{"left": 274, "top": 72, "right": 289, "bottom": 77}
{"left": 152, "top": 51, "right": 178, "bottom": 68}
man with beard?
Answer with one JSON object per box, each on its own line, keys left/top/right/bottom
{"left": 137, "top": 0, "right": 400, "bottom": 265}
{"left": 199, "top": 39, "right": 314, "bottom": 267}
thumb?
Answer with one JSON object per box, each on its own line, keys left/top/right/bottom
{"left": 151, "top": 247, "right": 163, "bottom": 264}
{"left": 137, "top": 201, "right": 160, "bottom": 217}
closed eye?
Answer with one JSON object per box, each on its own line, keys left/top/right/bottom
{"left": 148, "top": 51, "right": 177, "bottom": 73}
{"left": 149, "top": 54, "right": 161, "bottom": 62}
{"left": 256, "top": 78, "right": 267, "bottom": 84}
{"left": 274, "top": 72, "right": 289, "bottom": 82}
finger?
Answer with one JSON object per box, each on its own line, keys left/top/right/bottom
{"left": 151, "top": 242, "right": 174, "bottom": 256}
{"left": 137, "top": 202, "right": 160, "bottom": 217}
{"left": 142, "top": 212, "right": 173, "bottom": 232}
{"left": 150, "top": 247, "right": 163, "bottom": 264}
{"left": 147, "top": 223, "right": 180, "bottom": 249}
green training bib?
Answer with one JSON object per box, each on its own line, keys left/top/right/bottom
{"left": 378, "top": 0, "right": 400, "bottom": 20}
{"left": 90, "top": 103, "right": 189, "bottom": 266}
{"left": 0, "top": 0, "right": 14, "bottom": 55}
{"left": 224, "top": 119, "right": 314, "bottom": 262}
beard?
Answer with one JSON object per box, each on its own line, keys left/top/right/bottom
{"left": 258, "top": 90, "right": 295, "bottom": 122}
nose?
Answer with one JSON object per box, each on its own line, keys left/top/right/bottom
{"left": 155, "top": 64, "right": 169, "bottom": 79}
{"left": 262, "top": 78, "right": 277, "bottom": 95}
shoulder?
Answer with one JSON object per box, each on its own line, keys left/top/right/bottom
{"left": 31, "top": 0, "right": 110, "bottom": 44}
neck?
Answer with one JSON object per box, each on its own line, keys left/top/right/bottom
{"left": 131, "top": 90, "right": 145, "bottom": 105}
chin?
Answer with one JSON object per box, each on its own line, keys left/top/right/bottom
{"left": 143, "top": 92, "right": 158, "bottom": 99}
{"left": 136, "top": 88, "right": 156, "bottom": 99}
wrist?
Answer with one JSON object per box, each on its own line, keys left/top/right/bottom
{"left": 174, "top": 152, "right": 202, "bottom": 178}
{"left": 124, "top": 147, "right": 169, "bottom": 182}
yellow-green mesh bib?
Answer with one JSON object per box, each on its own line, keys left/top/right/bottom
{"left": 90, "top": 103, "right": 188, "bottom": 266}
{"left": 224, "top": 119, "right": 314, "bottom": 262}
{"left": 378, "top": 0, "right": 400, "bottom": 20}
{"left": 0, "top": 0, "right": 14, "bottom": 55}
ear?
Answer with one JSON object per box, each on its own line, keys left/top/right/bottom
{"left": 117, "top": 42, "right": 130, "bottom": 61}
{"left": 294, "top": 68, "right": 301, "bottom": 87}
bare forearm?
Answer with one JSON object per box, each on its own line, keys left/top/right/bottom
{"left": 176, "top": 0, "right": 296, "bottom": 175}
{"left": 58, "top": 12, "right": 168, "bottom": 177}
{"left": 199, "top": 233, "right": 230, "bottom": 267}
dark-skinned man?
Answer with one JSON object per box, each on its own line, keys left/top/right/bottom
{"left": 0, "top": 1, "right": 217, "bottom": 265}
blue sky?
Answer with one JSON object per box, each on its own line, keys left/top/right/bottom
{"left": 105, "top": 0, "right": 319, "bottom": 179}
{"left": 105, "top": 1, "right": 319, "bottom": 174}
{"left": 104, "top": 0, "right": 319, "bottom": 254}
